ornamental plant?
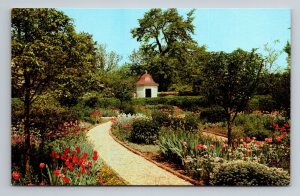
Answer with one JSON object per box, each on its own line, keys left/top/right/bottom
{"left": 46, "top": 146, "right": 100, "bottom": 185}
{"left": 209, "top": 160, "right": 290, "bottom": 186}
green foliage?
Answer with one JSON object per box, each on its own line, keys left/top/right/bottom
{"left": 270, "top": 71, "right": 290, "bottom": 116}
{"left": 151, "top": 109, "right": 170, "bottom": 126}
{"left": 132, "top": 96, "right": 207, "bottom": 111}
{"left": 200, "top": 107, "right": 226, "bottom": 123}
{"left": 120, "top": 104, "right": 136, "bottom": 115}
{"left": 210, "top": 160, "right": 290, "bottom": 186}
{"left": 258, "top": 96, "right": 276, "bottom": 112}
{"left": 178, "top": 114, "right": 199, "bottom": 131}
{"left": 233, "top": 113, "right": 271, "bottom": 140}
{"left": 99, "top": 108, "right": 119, "bottom": 117}
{"left": 158, "top": 128, "right": 216, "bottom": 164}
{"left": 131, "top": 8, "right": 207, "bottom": 91}
{"left": 130, "top": 119, "right": 159, "bottom": 144}
{"left": 202, "top": 49, "right": 264, "bottom": 144}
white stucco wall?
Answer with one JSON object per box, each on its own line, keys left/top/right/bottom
{"left": 136, "top": 86, "right": 158, "bottom": 98}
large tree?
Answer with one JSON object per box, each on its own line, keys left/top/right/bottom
{"left": 202, "top": 49, "right": 264, "bottom": 145}
{"left": 11, "top": 8, "right": 97, "bottom": 177}
{"left": 131, "top": 8, "right": 204, "bottom": 91}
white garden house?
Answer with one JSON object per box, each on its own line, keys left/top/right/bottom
{"left": 136, "top": 72, "right": 159, "bottom": 98}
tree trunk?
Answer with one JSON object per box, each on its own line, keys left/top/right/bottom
{"left": 226, "top": 111, "right": 232, "bottom": 146}
{"left": 24, "top": 84, "right": 31, "bottom": 179}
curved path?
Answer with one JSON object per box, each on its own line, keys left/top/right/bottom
{"left": 87, "top": 121, "right": 192, "bottom": 186}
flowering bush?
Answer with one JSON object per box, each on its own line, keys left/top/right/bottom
{"left": 114, "top": 113, "right": 150, "bottom": 128}
{"left": 87, "top": 110, "right": 102, "bottom": 124}
{"left": 11, "top": 120, "right": 124, "bottom": 186}
{"left": 210, "top": 160, "right": 290, "bottom": 186}
{"left": 45, "top": 146, "right": 100, "bottom": 185}
{"left": 159, "top": 119, "right": 290, "bottom": 184}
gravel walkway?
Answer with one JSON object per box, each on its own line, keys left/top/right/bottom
{"left": 87, "top": 121, "right": 192, "bottom": 186}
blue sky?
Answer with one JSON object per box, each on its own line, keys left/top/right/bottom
{"left": 60, "top": 8, "right": 291, "bottom": 68}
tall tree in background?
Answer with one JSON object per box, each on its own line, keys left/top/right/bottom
{"left": 96, "top": 44, "right": 122, "bottom": 72}
{"left": 11, "top": 8, "right": 98, "bottom": 177}
{"left": 131, "top": 8, "right": 202, "bottom": 91}
{"left": 55, "top": 32, "right": 98, "bottom": 107}
{"left": 202, "top": 49, "right": 264, "bottom": 145}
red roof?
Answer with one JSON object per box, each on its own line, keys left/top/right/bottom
{"left": 136, "top": 73, "right": 159, "bottom": 86}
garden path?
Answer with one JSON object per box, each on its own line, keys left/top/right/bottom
{"left": 87, "top": 121, "right": 192, "bottom": 186}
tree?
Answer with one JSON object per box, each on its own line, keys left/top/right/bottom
{"left": 131, "top": 8, "right": 202, "bottom": 91}
{"left": 11, "top": 8, "right": 97, "bottom": 177}
{"left": 263, "top": 40, "right": 283, "bottom": 72}
{"left": 54, "top": 32, "right": 99, "bottom": 107}
{"left": 202, "top": 49, "right": 264, "bottom": 145}
{"left": 95, "top": 44, "right": 122, "bottom": 72}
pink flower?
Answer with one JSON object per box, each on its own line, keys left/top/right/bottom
{"left": 246, "top": 137, "right": 251, "bottom": 143}
{"left": 12, "top": 171, "right": 21, "bottom": 180}
{"left": 39, "top": 163, "right": 45, "bottom": 169}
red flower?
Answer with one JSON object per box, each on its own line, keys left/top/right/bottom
{"left": 65, "top": 160, "right": 71, "bottom": 167}
{"left": 69, "top": 166, "right": 74, "bottom": 172}
{"left": 39, "top": 163, "right": 45, "bottom": 169}
{"left": 63, "top": 167, "right": 67, "bottom": 172}
{"left": 53, "top": 170, "right": 60, "bottom": 176}
{"left": 39, "top": 182, "right": 46, "bottom": 186}
{"left": 221, "top": 143, "right": 228, "bottom": 148}
{"left": 82, "top": 153, "right": 88, "bottom": 159}
{"left": 92, "top": 154, "right": 98, "bottom": 161}
{"left": 209, "top": 144, "right": 214, "bottom": 150}
{"left": 63, "top": 177, "right": 70, "bottom": 183}
{"left": 196, "top": 144, "right": 203, "bottom": 150}
{"left": 55, "top": 154, "right": 60, "bottom": 159}
{"left": 71, "top": 151, "right": 76, "bottom": 155}
{"left": 77, "top": 173, "right": 81, "bottom": 177}
{"left": 246, "top": 149, "right": 251, "bottom": 157}
{"left": 81, "top": 167, "right": 86, "bottom": 173}
{"left": 50, "top": 150, "right": 55, "bottom": 158}
{"left": 88, "top": 162, "right": 92, "bottom": 167}
{"left": 73, "top": 156, "right": 78, "bottom": 164}
{"left": 12, "top": 171, "right": 21, "bottom": 180}
{"left": 61, "top": 154, "right": 67, "bottom": 161}
{"left": 246, "top": 137, "right": 251, "bottom": 143}
{"left": 265, "top": 137, "right": 273, "bottom": 143}
{"left": 233, "top": 141, "right": 237, "bottom": 149}
{"left": 63, "top": 148, "right": 70, "bottom": 154}
{"left": 76, "top": 147, "right": 81, "bottom": 154}
{"left": 276, "top": 135, "right": 284, "bottom": 142}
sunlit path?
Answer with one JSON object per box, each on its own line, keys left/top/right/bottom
{"left": 87, "top": 121, "right": 192, "bottom": 185}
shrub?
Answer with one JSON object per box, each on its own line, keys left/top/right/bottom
{"left": 200, "top": 107, "right": 226, "bottom": 123}
{"left": 84, "top": 96, "right": 98, "bottom": 108}
{"left": 258, "top": 96, "right": 276, "bottom": 112}
{"left": 151, "top": 109, "right": 171, "bottom": 126}
{"left": 130, "top": 119, "right": 159, "bottom": 144}
{"left": 210, "top": 160, "right": 290, "bottom": 186}
{"left": 132, "top": 96, "right": 207, "bottom": 111}
{"left": 182, "top": 114, "right": 199, "bottom": 131}
{"left": 99, "top": 108, "right": 119, "bottom": 117}
{"left": 96, "top": 98, "right": 120, "bottom": 108}
{"left": 158, "top": 128, "right": 219, "bottom": 164}
{"left": 120, "top": 104, "right": 135, "bottom": 115}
